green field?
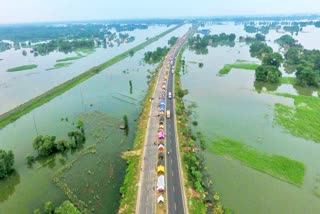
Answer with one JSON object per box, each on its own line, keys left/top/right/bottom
{"left": 209, "top": 137, "right": 305, "bottom": 186}
{"left": 47, "top": 62, "right": 72, "bottom": 70}
{"left": 279, "top": 77, "right": 296, "bottom": 85}
{"left": 218, "top": 61, "right": 259, "bottom": 75}
{"left": 7, "top": 64, "right": 37, "bottom": 72}
{"left": 0, "top": 25, "right": 182, "bottom": 130}
{"left": 274, "top": 92, "right": 320, "bottom": 143}
{"left": 56, "top": 56, "right": 83, "bottom": 62}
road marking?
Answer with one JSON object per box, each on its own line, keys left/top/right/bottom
{"left": 172, "top": 170, "right": 174, "bottom": 177}
{"left": 175, "top": 202, "right": 177, "bottom": 211}
{"left": 171, "top": 159, "right": 173, "bottom": 164}
{"left": 173, "top": 186, "right": 175, "bottom": 192}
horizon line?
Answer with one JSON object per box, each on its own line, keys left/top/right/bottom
{"left": 1, "top": 12, "right": 320, "bottom": 26}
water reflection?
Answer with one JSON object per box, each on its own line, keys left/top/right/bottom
{"left": 254, "top": 81, "right": 280, "bottom": 93}
{"left": 0, "top": 170, "right": 20, "bottom": 203}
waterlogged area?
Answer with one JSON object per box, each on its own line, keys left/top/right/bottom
{"left": 181, "top": 22, "right": 320, "bottom": 213}
{"left": 0, "top": 24, "right": 190, "bottom": 213}
{"left": 0, "top": 25, "right": 172, "bottom": 114}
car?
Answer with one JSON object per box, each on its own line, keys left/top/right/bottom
{"left": 168, "top": 92, "right": 172, "bottom": 99}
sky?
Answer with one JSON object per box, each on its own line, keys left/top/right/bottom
{"left": 0, "top": 0, "right": 319, "bottom": 24}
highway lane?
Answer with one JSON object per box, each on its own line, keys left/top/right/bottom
{"left": 166, "top": 67, "right": 184, "bottom": 214}
{"left": 166, "top": 26, "right": 196, "bottom": 214}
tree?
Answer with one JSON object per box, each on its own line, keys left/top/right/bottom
{"left": 0, "top": 150, "right": 15, "bottom": 179}
{"left": 262, "top": 52, "right": 283, "bottom": 67}
{"left": 44, "top": 201, "right": 54, "bottom": 214}
{"left": 255, "top": 33, "right": 265, "bottom": 41}
{"left": 275, "top": 35, "right": 297, "bottom": 48}
{"left": 55, "top": 139, "right": 69, "bottom": 152}
{"left": 255, "top": 65, "right": 281, "bottom": 83}
{"left": 296, "top": 66, "right": 319, "bottom": 87}
{"left": 228, "top": 33, "right": 236, "bottom": 42}
{"left": 168, "top": 36, "right": 178, "bottom": 46}
{"left": 33, "top": 135, "right": 56, "bottom": 156}
{"left": 249, "top": 42, "right": 273, "bottom": 59}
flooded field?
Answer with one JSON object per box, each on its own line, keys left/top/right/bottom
{"left": 181, "top": 23, "right": 320, "bottom": 214}
{"left": 0, "top": 24, "right": 190, "bottom": 213}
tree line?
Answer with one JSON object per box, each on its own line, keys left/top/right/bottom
{"left": 188, "top": 33, "right": 236, "bottom": 54}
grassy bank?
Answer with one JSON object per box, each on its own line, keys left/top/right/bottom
{"left": 47, "top": 62, "right": 72, "bottom": 70}
{"left": 279, "top": 77, "right": 296, "bottom": 85}
{"left": 7, "top": 64, "right": 37, "bottom": 72}
{"left": 0, "top": 25, "right": 181, "bottom": 130}
{"left": 274, "top": 92, "right": 320, "bottom": 143}
{"left": 56, "top": 56, "right": 83, "bottom": 62}
{"left": 218, "top": 61, "right": 259, "bottom": 75}
{"left": 210, "top": 137, "right": 305, "bottom": 186}
{"left": 118, "top": 62, "right": 161, "bottom": 214}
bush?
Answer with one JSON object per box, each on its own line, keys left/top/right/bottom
{"left": 26, "top": 155, "right": 35, "bottom": 166}
{"left": 44, "top": 201, "right": 54, "bottom": 214}
{"left": 0, "top": 150, "right": 15, "bottom": 179}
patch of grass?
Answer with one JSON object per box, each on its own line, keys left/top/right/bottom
{"left": 218, "top": 61, "right": 259, "bottom": 75}
{"left": 274, "top": 92, "right": 320, "bottom": 143}
{"left": 7, "top": 64, "right": 37, "bottom": 72}
{"left": 0, "top": 25, "right": 181, "bottom": 130}
{"left": 280, "top": 77, "right": 296, "bottom": 85}
{"left": 56, "top": 56, "right": 83, "bottom": 62}
{"left": 189, "top": 197, "right": 206, "bottom": 214}
{"left": 209, "top": 137, "right": 306, "bottom": 186}
{"left": 47, "top": 62, "right": 72, "bottom": 70}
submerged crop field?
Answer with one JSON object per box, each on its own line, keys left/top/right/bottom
{"left": 7, "top": 64, "right": 38, "bottom": 72}
{"left": 209, "top": 137, "right": 306, "bottom": 186}
{"left": 274, "top": 93, "right": 320, "bottom": 143}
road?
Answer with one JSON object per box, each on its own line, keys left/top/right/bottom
{"left": 165, "top": 33, "right": 190, "bottom": 214}
{"left": 137, "top": 26, "right": 195, "bottom": 214}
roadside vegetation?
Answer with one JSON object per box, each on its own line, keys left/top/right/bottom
{"left": 175, "top": 46, "right": 231, "bottom": 214}
{"left": 168, "top": 36, "right": 178, "bottom": 47}
{"left": 144, "top": 46, "right": 170, "bottom": 64}
{"left": 273, "top": 92, "right": 320, "bottom": 143}
{"left": 118, "top": 62, "right": 163, "bottom": 214}
{"left": 0, "top": 25, "right": 181, "bottom": 130}
{"left": 7, "top": 64, "right": 38, "bottom": 72}
{"left": 218, "top": 61, "right": 259, "bottom": 75}
{"left": 209, "top": 136, "right": 306, "bottom": 186}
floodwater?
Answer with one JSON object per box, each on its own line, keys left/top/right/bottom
{"left": 0, "top": 24, "right": 190, "bottom": 213}
{"left": 181, "top": 23, "right": 320, "bottom": 213}
{"left": 0, "top": 25, "right": 171, "bottom": 114}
